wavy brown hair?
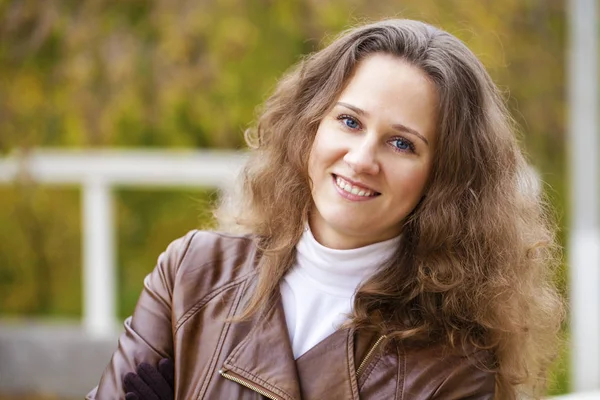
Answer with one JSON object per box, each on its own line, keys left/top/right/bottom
{"left": 216, "top": 19, "right": 564, "bottom": 399}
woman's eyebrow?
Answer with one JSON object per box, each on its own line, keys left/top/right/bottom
{"left": 336, "top": 101, "right": 429, "bottom": 146}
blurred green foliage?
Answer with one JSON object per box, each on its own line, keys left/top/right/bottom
{"left": 0, "top": 0, "right": 568, "bottom": 393}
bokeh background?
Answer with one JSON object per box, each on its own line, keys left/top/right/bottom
{"left": 0, "top": 0, "right": 571, "bottom": 398}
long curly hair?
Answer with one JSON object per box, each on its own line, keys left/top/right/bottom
{"left": 216, "top": 19, "right": 564, "bottom": 399}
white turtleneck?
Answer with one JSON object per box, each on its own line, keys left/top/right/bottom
{"left": 279, "top": 227, "right": 400, "bottom": 359}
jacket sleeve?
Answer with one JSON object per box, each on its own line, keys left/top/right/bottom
{"left": 432, "top": 350, "right": 496, "bottom": 399}
{"left": 86, "top": 230, "right": 198, "bottom": 400}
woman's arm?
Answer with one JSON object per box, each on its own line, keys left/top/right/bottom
{"left": 86, "top": 231, "right": 198, "bottom": 399}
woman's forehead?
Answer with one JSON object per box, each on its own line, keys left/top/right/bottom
{"left": 334, "top": 54, "right": 438, "bottom": 146}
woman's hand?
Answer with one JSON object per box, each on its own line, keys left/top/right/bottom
{"left": 124, "top": 358, "right": 174, "bottom": 400}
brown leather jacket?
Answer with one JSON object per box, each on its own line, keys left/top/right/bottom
{"left": 87, "top": 230, "right": 496, "bottom": 399}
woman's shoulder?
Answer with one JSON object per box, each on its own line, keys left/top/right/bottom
{"left": 165, "top": 229, "right": 259, "bottom": 280}
{"left": 401, "top": 342, "right": 495, "bottom": 397}
{"left": 174, "top": 229, "right": 256, "bottom": 253}
{"left": 152, "top": 230, "right": 260, "bottom": 324}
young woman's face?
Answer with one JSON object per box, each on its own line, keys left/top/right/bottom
{"left": 308, "top": 53, "right": 438, "bottom": 249}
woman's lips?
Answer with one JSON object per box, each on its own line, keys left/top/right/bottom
{"left": 332, "top": 174, "right": 380, "bottom": 200}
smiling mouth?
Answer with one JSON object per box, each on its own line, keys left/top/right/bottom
{"left": 333, "top": 174, "right": 380, "bottom": 197}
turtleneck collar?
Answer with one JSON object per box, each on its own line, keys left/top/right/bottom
{"left": 294, "top": 226, "right": 401, "bottom": 297}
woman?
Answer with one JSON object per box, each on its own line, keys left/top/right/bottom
{"left": 88, "top": 19, "right": 564, "bottom": 399}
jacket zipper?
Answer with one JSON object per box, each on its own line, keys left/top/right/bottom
{"left": 356, "top": 335, "right": 386, "bottom": 378}
{"left": 219, "top": 369, "right": 283, "bottom": 400}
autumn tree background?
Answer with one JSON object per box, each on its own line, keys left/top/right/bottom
{"left": 0, "top": 0, "right": 568, "bottom": 393}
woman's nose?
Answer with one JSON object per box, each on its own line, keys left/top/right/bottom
{"left": 343, "top": 139, "right": 380, "bottom": 175}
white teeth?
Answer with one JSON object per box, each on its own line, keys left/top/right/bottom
{"left": 335, "top": 176, "right": 376, "bottom": 197}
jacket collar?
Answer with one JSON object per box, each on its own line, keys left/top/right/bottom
{"left": 221, "top": 292, "right": 363, "bottom": 400}
{"left": 295, "top": 326, "right": 361, "bottom": 399}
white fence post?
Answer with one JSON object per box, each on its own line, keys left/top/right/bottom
{"left": 568, "top": 0, "right": 600, "bottom": 391}
{"left": 82, "top": 178, "right": 116, "bottom": 338}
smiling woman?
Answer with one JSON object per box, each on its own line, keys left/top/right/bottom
{"left": 88, "top": 19, "right": 564, "bottom": 400}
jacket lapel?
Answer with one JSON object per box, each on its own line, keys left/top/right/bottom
{"left": 295, "top": 327, "right": 361, "bottom": 400}
{"left": 221, "top": 295, "right": 302, "bottom": 400}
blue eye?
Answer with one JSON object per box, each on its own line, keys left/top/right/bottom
{"left": 344, "top": 118, "right": 359, "bottom": 129}
{"left": 337, "top": 114, "right": 360, "bottom": 130}
{"left": 391, "top": 138, "right": 414, "bottom": 152}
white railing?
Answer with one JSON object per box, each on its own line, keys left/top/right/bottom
{"left": 0, "top": 149, "right": 247, "bottom": 338}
